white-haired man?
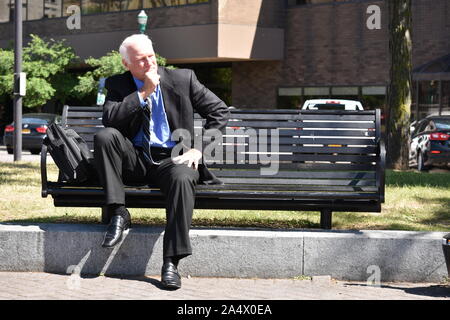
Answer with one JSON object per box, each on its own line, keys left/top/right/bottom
{"left": 94, "top": 34, "right": 229, "bottom": 289}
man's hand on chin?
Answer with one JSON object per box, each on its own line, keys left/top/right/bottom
{"left": 172, "top": 148, "right": 203, "bottom": 170}
{"left": 139, "top": 68, "right": 160, "bottom": 100}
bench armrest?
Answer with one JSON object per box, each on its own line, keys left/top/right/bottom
{"left": 378, "top": 137, "right": 386, "bottom": 203}
{"left": 40, "top": 143, "right": 48, "bottom": 198}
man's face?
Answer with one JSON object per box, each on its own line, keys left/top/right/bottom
{"left": 123, "top": 42, "right": 157, "bottom": 81}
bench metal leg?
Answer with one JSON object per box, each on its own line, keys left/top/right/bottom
{"left": 320, "top": 209, "right": 332, "bottom": 229}
{"left": 101, "top": 206, "right": 111, "bottom": 225}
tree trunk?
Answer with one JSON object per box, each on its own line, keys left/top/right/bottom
{"left": 386, "top": 0, "right": 412, "bottom": 169}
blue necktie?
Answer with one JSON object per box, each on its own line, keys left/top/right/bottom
{"left": 142, "top": 98, "right": 160, "bottom": 165}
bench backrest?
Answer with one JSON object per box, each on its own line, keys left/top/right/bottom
{"left": 62, "top": 105, "right": 385, "bottom": 202}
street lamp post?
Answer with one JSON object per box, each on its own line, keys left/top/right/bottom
{"left": 137, "top": 10, "right": 148, "bottom": 34}
{"left": 13, "top": 0, "right": 23, "bottom": 161}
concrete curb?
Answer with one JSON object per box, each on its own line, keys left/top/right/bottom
{"left": 0, "top": 223, "right": 447, "bottom": 282}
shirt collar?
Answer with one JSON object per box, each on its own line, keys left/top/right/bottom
{"left": 132, "top": 76, "right": 144, "bottom": 90}
{"left": 132, "top": 76, "right": 160, "bottom": 96}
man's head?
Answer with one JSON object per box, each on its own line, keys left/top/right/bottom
{"left": 119, "top": 34, "right": 157, "bottom": 81}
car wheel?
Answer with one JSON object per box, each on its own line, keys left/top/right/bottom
{"left": 6, "top": 147, "right": 13, "bottom": 154}
{"left": 30, "top": 149, "right": 40, "bottom": 155}
{"left": 417, "top": 152, "right": 428, "bottom": 171}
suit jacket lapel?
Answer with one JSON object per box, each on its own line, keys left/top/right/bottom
{"left": 123, "top": 71, "right": 138, "bottom": 94}
{"left": 159, "top": 67, "right": 181, "bottom": 132}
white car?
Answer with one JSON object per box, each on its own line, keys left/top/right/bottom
{"left": 301, "top": 99, "right": 364, "bottom": 111}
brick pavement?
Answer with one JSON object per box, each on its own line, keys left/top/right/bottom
{"left": 0, "top": 272, "right": 448, "bottom": 300}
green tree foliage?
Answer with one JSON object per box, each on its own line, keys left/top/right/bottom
{"left": 73, "top": 51, "right": 170, "bottom": 101}
{"left": 0, "top": 34, "right": 77, "bottom": 109}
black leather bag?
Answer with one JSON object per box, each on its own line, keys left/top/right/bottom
{"left": 43, "top": 123, "right": 97, "bottom": 183}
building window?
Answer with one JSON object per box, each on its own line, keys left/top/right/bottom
{"left": 121, "top": 0, "right": 141, "bottom": 11}
{"left": 287, "top": 0, "right": 350, "bottom": 6}
{"left": 0, "top": 0, "right": 10, "bottom": 23}
{"left": 44, "top": 0, "right": 62, "bottom": 18}
{"left": 442, "top": 81, "right": 450, "bottom": 115}
{"left": 7, "top": 0, "right": 28, "bottom": 21}
{"left": 277, "top": 85, "right": 387, "bottom": 111}
{"left": 82, "top": 0, "right": 103, "bottom": 14}
{"left": 28, "top": 0, "right": 44, "bottom": 20}
{"left": 63, "top": 0, "right": 81, "bottom": 17}
{"left": 0, "top": 0, "right": 210, "bottom": 23}
{"left": 143, "top": 0, "right": 208, "bottom": 9}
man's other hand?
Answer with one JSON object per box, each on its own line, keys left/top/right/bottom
{"left": 172, "top": 148, "right": 202, "bottom": 170}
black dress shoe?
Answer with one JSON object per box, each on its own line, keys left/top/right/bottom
{"left": 161, "top": 262, "right": 181, "bottom": 289}
{"left": 101, "top": 215, "right": 131, "bottom": 248}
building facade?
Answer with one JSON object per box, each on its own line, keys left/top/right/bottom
{"left": 0, "top": 0, "right": 449, "bottom": 120}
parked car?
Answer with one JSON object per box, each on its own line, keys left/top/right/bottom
{"left": 3, "top": 113, "right": 61, "bottom": 154}
{"left": 301, "top": 99, "right": 364, "bottom": 111}
{"left": 408, "top": 115, "right": 450, "bottom": 171}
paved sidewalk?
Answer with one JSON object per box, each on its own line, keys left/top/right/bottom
{"left": 0, "top": 272, "right": 448, "bottom": 300}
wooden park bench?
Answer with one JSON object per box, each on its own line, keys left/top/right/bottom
{"left": 41, "top": 105, "right": 385, "bottom": 229}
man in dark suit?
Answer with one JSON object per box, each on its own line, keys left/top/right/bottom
{"left": 94, "top": 34, "right": 229, "bottom": 289}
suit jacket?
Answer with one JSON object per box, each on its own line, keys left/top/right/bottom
{"left": 102, "top": 67, "right": 230, "bottom": 184}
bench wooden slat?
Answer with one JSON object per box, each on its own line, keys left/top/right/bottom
{"left": 277, "top": 137, "right": 377, "bottom": 145}
{"left": 279, "top": 146, "right": 377, "bottom": 154}
{"left": 213, "top": 170, "right": 376, "bottom": 179}
{"left": 223, "top": 129, "right": 375, "bottom": 137}
{"left": 66, "top": 112, "right": 103, "bottom": 118}
{"left": 213, "top": 154, "right": 379, "bottom": 163}
{"left": 210, "top": 121, "right": 375, "bottom": 129}
{"left": 66, "top": 119, "right": 103, "bottom": 126}
{"left": 196, "top": 184, "right": 379, "bottom": 192}
{"left": 218, "top": 178, "right": 376, "bottom": 186}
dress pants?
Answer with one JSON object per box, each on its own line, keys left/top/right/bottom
{"left": 94, "top": 127, "right": 200, "bottom": 259}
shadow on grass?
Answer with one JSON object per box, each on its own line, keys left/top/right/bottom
{"left": 3, "top": 216, "right": 101, "bottom": 225}
{"left": 2, "top": 215, "right": 322, "bottom": 230}
{"left": 0, "top": 162, "right": 42, "bottom": 185}
{"left": 415, "top": 197, "right": 450, "bottom": 228}
{"left": 386, "top": 170, "right": 450, "bottom": 188}
{"left": 0, "top": 162, "right": 39, "bottom": 170}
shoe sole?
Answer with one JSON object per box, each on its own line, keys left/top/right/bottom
{"left": 161, "top": 280, "right": 181, "bottom": 289}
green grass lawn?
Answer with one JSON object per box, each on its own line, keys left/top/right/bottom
{"left": 0, "top": 162, "right": 449, "bottom": 231}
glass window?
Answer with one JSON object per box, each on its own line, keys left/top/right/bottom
{"left": 0, "top": 0, "right": 11, "bottom": 23}
{"left": 9, "top": 0, "right": 27, "bottom": 21}
{"left": 419, "top": 80, "right": 439, "bottom": 105}
{"left": 278, "top": 87, "right": 302, "bottom": 96}
{"left": 304, "top": 87, "right": 330, "bottom": 96}
{"left": 418, "top": 120, "right": 429, "bottom": 134}
{"left": 44, "top": 0, "right": 62, "bottom": 18}
{"left": 331, "top": 87, "right": 358, "bottom": 96}
{"left": 442, "top": 81, "right": 450, "bottom": 115}
{"left": 143, "top": 0, "right": 165, "bottom": 8}
{"left": 82, "top": 0, "right": 102, "bottom": 14}
{"left": 434, "top": 118, "right": 450, "bottom": 130}
{"left": 105, "top": 0, "right": 121, "bottom": 11}
{"left": 361, "top": 95, "right": 385, "bottom": 111}
{"left": 63, "top": 0, "right": 81, "bottom": 16}
{"left": 143, "top": 0, "right": 207, "bottom": 8}
{"left": 288, "top": 0, "right": 346, "bottom": 5}
{"left": 361, "top": 86, "right": 386, "bottom": 111}
{"left": 28, "top": 0, "right": 44, "bottom": 20}
{"left": 277, "top": 96, "right": 303, "bottom": 109}
{"left": 121, "top": 0, "right": 141, "bottom": 10}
